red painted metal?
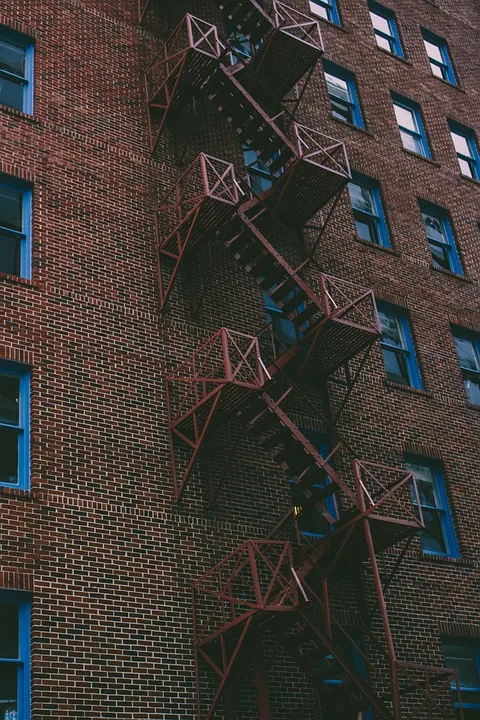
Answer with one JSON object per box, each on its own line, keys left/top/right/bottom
{"left": 154, "top": 153, "right": 239, "bottom": 310}
{"left": 144, "top": 15, "right": 222, "bottom": 153}
{"left": 141, "top": 4, "right": 461, "bottom": 717}
{"left": 166, "top": 328, "right": 266, "bottom": 500}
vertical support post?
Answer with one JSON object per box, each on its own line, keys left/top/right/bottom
{"left": 354, "top": 462, "right": 401, "bottom": 719}
{"left": 222, "top": 329, "right": 233, "bottom": 382}
{"left": 254, "top": 641, "right": 272, "bottom": 720}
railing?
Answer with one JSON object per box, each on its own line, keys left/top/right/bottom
{"left": 193, "top": 540, "right": 299, "bottom": 647}
{"left": 272, "top": 0, "right": 324, "bottom": 51}
{"left": 166, "top": 328, "right": 266, "bottom": 431}
{"left": 294, "top": 124, "right": 351, "bottom": 178}
{"left": 144, "top": 14, "right": 222, "bottom": 151}
{"left": 155, "top": 153, "right": 239, "bottom": 244}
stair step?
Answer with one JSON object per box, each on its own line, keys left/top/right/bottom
{"left": 248, "top": 411, "right": 280, "bottom": 437}
{"left": 274, "top": 447, "right": 313, "bottom": 475}
{"left": 302, "top": 481, "right": 337, "bottom": 504}
{"left": 238, "top": 241, "right": 264, "bottom": 267}
{"left": 259, "top": 265, "right": 286, "bottom": 290}
{"left": 260, "top": 426, "right": 291, "bottom": 451}
{"left": 224, "top": 231, "right": 249, "bottom": 254}
{"left": 270, "top": 277, "right": 298, "bottom": 302}
{"left": 292, "top": 302, "right": 320, "bottom": 327}
{"left": 283, "top": 628, "right": 313, "bottom": 649}
{"left": 250, "top": 253, "right": 274, "bottom": 277}
{"left": 279, "top": 289, "right": 308, "bottom": 315}
{"left": 296, "top": 645, "right": 331, "bottom": 669}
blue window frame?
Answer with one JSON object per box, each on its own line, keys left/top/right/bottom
{"left": 448, "top": 121, "right": 480, "bottom": 181}
{"left": 419, "top": 200, "right": 462, "bottom": 275}
{"left": 0, "top": 27, "right": 34, "bottom": 114}
{"left": 323, "top": 61, "right": 364, "bottom": 128}
{"left": 368, "top": 2, "right": 403, "bottom": 57}
{"left": 348, "top": 173, "right": 390, "bottom": 247}
{"left": 377, "top": 302, "right": 422, "bottom": 389}
{"left": 309, "top": 0, "right": 340, "bottom": 25}
{"left": 421, "top": 29, "right": 456, "bottom": 85}
{"left": 442, "top": 639, "right": 480, "bottom": 714}
{"left": 0, "top": 591, "right": 30, "bottom": 720}
{"left": 290, "top": 431, "right": 337, "bottom": 537}
{"left": 451, "top": 327, "right": 480, "bottom": 406}
{"left": 0, "top": 176, "right": 32, "bottom": 280}
{"left": 0, "top": 361, "right": 30, "bottom": 490}
{"left": 406, "top": 458, "right": 459, "bottom": 557}
{"left": 391, "top": 93, "right": 430, "bottom": 158}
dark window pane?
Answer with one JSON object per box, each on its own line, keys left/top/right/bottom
{"left": 0, "top": 187, "right": 23, "bottom": 232}
{"left": 0, "top": 662, "right": 17, "bottom": 707}
{"left": 291, "top": 484, "right": 330, "bottom": 536}
{"left": 0, "top": 375, "right": 20, "bottom": 425}
{"left": 0, "top": 604, "right": 19, "bottom": 658}
{"left": 420, "top": 508, "right": 447, "bottom": 553}
{"left": 382, "top": 347, "right": 410, "bottom": 385}
{"left": 0, "top": 75, "right": 23, "bottom": 111}
{"left": 429, "top": 240, "right": 451, "bottom": 271}
{"left": 379, "top": 313, "right": 404, "bottom": 348}
{"left": 330, "top": 98, "right": 353, "bottom": 123}
{"left": 464, "top": 375, "right": 480, "bottom": 405}
{"left": 0, "top": 231, "right": 21, "bottom": 276}
{"left": 0, "top": 39, "right": 25, "bottom": 76}
{"left": 355, "top": 217, "right": 378, "bottom": 244}
{"left": 0, "top": 427, "right": 19, "bottom": 484}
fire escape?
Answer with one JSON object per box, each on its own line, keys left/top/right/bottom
{"left": 139, "top": 1, "right": 464, "bottom": 718}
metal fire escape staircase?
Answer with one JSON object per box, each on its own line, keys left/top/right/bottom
{"left": 140, "top": 2, "right": 464, "bottom": 719}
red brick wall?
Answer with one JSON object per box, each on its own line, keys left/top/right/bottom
{"left": 0, "top": 0, "right": 479, "bottom": 717}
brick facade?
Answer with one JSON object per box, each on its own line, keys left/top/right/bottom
{"left": 0, "top": 0, "right": 479, "bottom": 718}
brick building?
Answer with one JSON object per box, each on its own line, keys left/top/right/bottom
{"left": 0, "top": 0, "right": 479, "bottom": 718}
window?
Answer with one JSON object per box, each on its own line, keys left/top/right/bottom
{"left": 406, "top": 459, "right": 459, "bottom": 557}
{"left": 309, "top": 0, "right": 340, "bottom": 25}
{"left": 264, "top": 292, "right": 300, "bottom": 357}
{"left": 442, "top": 639, "right": 480, "bottom": 715}
{"left": 323, "top": 61, "right": 363, "bottom": 128}
{"left": 421, "top": 29, "right": 456, "bottom": 84}
{"left": 348, "top": 173, "right": 390, "bottom": 247}
{"left": 451, "top": 328, "right": 480, "bottom": 406}
{"left": 0, "top": 591, "right": 30, "bottom": 720}
{"left": 243, "top": 147, "right": 275, "bottom": 195}
{"left": 290, "top": 431, "right": 337, "bottom": 537}
{"left": 419, "top": 200, "right": 462, "bottom": 275}
{"left": 0, "top": 176, "right": 32, "bottom": 279}
{"left": 449, "top": 121, "right": 480, "bottom": 180}
{"left": 392, "top": 93, "right": 430, "bottom": 158}
{"left": 0, "top": 361, "right": 30, "bottom": 490}
{"left": 369, "top": 2, "right": 403, "bottom": 57}
{"left": 0, "top": 27, "right": 34, "bottom": 114}
{"left": 377, "top": 303, "right": 422, "bottom": 388}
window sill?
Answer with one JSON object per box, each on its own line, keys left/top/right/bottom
{"left": 0, "top": 485, "right": 33, "bottom": 500}
{"left": 458, "top": 172, "right": 480, "bottom": 188}
{"left": 466, "top": 401, "right": 480, "bottom": 412}
{"left": 316, "top": 17, "right": 349, "bottom": 33}
{"left": 419, "top": 552, "right": 473, "bottom": 569}
{"left": 401, "top": 148, "right": 440, "bottom": 167}
{"left": 0, "top": 272, "right": 39, "bottom": 289}
{"left": 375, "top": 46, "right": 412, "bottom": 67}
{"left": 0, "top": 102, "right": 39, "bottom": 124}
{"left": 430, "top": 74, "right": 464, "bottom": 93}
{"left": 431, "top": 265, "right": 471, "bottom": 283}
{"left": 330, "top": 115, "right": 374, "bottom": 137}
{"left": 384, "top": 380, "right": 431, "bottom": 397}
{"left": 352, "top": 234, "right": 398, "bottom": 255}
